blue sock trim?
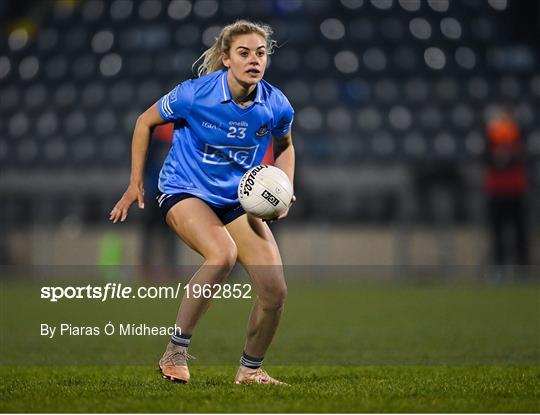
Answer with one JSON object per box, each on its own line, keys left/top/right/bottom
{"left": 240, "top": 352, "right": 264, "bottom": 369}
{"left": 171, "top": 332, "right": 192, "bottom": 347}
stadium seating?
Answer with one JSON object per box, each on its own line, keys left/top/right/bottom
{"left": 1, "top": 0, "right": 538, "bottom": 224}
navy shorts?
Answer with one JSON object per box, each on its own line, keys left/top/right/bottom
{"left": 156, "top": 192, "right": 246, "bottom": 225}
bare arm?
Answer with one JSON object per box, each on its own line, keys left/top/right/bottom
{"left": 271, "top": 132, "right": 296, "bottom": 221}
{"left": 273, "top": 132, "right": 295, "bottom": 184}
{"left": 109, "top": 103, "right": 168, "bottom": 223}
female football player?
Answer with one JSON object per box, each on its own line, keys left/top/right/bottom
{"left": 110, "top": 20, "right": 295, "bottom": 385}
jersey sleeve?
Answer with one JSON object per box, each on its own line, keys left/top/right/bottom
{"left": 157, "top": 81, "right": 194, "bottom": 122}
{"left": 271, "top": 93, "right": 294, "bottom": 138}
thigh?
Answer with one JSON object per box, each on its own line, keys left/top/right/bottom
{"left": 166, "top": 197, "right": 235, "bottom": 259}
{"left": 225, "top": 214, "right": 282, "bottom": 266}
{"left": 226, "top": 215, "right": 285, "bottom": 297}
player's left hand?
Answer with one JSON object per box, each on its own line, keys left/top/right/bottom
{"left": 264, "top": 195, "right": 296, "bottom": 223}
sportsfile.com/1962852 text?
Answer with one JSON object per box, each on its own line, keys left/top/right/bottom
{"left": 40, "top": 283, "right": 252, "bottom": 302}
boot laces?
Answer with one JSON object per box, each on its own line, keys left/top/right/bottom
{"left": 163, "top": 349, "right": 195, "bottom": 366}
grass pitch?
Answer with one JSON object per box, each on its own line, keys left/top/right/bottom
{"left": 1, "top": 365, "right": 538, "bottom": 412}
{"left": 1, "top": 277, "right": 539, "bottom": 412}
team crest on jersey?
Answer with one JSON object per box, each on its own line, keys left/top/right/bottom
{"left": 255, "top": 124, "right": 269, "bottom": 137}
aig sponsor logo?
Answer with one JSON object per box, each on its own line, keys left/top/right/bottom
{"left": 203, "top": 144, "right": 259, "bottom": 167}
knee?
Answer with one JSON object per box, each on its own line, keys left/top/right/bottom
{"left": 206, "top": 242, "right": 237, "bottom": 272}
{"left": 259, "top": 283, "right": 287, "bottom": 311}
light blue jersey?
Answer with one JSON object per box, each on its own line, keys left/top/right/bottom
{"left": 156, "top": 70, "right": 294, "bottom": 207}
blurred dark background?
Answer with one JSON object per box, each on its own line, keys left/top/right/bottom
{"left": 1, "top": 0, "right": 539, "bottom": 267}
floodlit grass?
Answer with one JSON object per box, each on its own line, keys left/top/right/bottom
{"left": 1, "top": 278, "right": 539, "bottom": 412}
{"left": 1, "top": 365, "right": 538, "bottom": 412}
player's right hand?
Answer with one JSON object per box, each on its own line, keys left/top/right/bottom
{"left": 109, "top": 184, "right": 144, "bottom": 223}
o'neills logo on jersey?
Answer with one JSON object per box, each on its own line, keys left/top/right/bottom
{"left": 255, "top": 124, "right": 269, "bottom": 137}
{"left": 203, "top": 144, "right": 259, "bottom": 168}
{"left": 261, "top": 189, "right": 280, "bottom": 206}
{"left": 229, "top": 120, "right": 248, "bottom": 127}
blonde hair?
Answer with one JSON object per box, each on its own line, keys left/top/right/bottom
{"left": 193, "top": 20, "right": 276, "bottom": 77}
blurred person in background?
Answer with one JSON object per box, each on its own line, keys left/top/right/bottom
{"left": 484, "top": 107, "right": 529, "bottom": 267}
{"left": 109, "top": 20, "right": 295, "bottom": 385}
{"left": 140, "top": 123, "right": 178, "bottom": 275}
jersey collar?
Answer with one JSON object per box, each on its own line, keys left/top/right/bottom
{"left": 219, "top": 70, "right": 263, "bottom": 104}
